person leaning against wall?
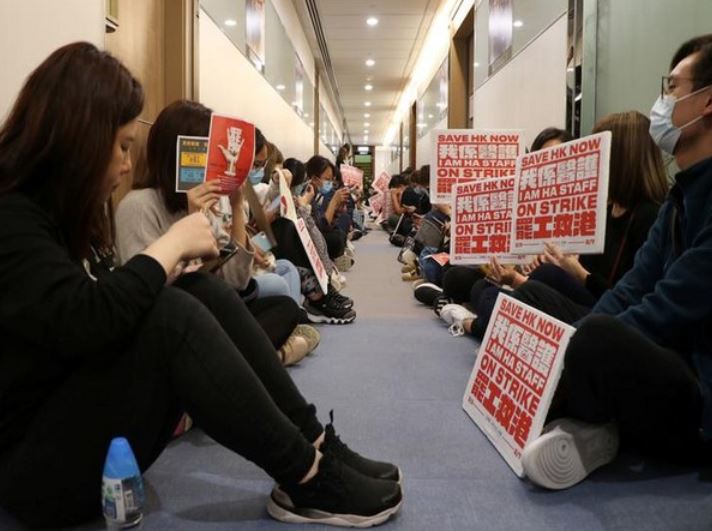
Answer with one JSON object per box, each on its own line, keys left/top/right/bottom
{"left": 521, "top": 34, "right": 712, "bottom": 491}
{"left": 0, "top": 42, "right": 402, "bottom": 529}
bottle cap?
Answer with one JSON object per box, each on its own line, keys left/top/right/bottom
{"left": 103, "top": 437, "right": 140, "bottom": 480}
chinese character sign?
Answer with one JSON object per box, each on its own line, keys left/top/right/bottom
{"left": 175, "top": 136, "right": 208, "bottom": 193}
{"left": 373, "top": 172, "right": 390, "bottom": 194}
{"left": 462, "top": 293, "right": 575, "bottom": 477}
{"left": 510, "top": 132, "right": 611, "bottom": 254}
{"left": 206, "top": 114, "right": 256, "bottom": 194}
{"left": 431, "top": 129, "right": 524, "bottom": 204}
{"left": 340, "top": 164, "right": 364, "bottom": 190}
{"left": 450, "top": 176, "right": 523, "bottom": 265}
{"left": 295, "top": 218, "right": 329, "bottom": 293}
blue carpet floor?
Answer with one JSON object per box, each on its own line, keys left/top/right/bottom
{"left": 2, "top": 229, "right": 712, "bottom": 530}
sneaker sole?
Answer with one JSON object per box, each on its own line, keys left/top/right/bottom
{"left": 306, "top": 313, "right": 357, "bottom": 325}
{"left": 267, "top": 487, "right": 403, "bottom": 528}
{"left": 522, "top": 419, "right": 619, "bottom": 490}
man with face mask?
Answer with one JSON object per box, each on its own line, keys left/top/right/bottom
{"left": 521, "top": 35, "right": 712, "bottom": 491}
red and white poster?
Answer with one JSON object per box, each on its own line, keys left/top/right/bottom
{"left": 373, "top": 171, "right": 390, "bottom": 193}
{"left": 463, "top": 293, "right": 575, "bottom": 477}
{"left": 450, "top": 176, "right": 523, "bottom": 265}
{"left": 278, "top": 171, "right": 298, "bottom": 223}
{"left": 369, "top": 192, "right": 385, "bottom": 215}
{"left": 206, "top": 114, "right": 256, "bottom": 194}
{"left": 510, "top": 132, "right": 611, "bottom": 254}
{"left": 340, "top": 164, "right": 364, "bottom": 190}
{"left": 431, "top": 129, "right": 524, "bottom": 204}
{"left": 295, "top": 218, "right": 329, "bottom": 293}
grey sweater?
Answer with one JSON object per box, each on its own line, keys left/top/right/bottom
{"left": 114, "top": 188, "right": 254, "bottom": 290}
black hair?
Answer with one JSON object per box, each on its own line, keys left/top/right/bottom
{"left": 305, "top": 155, "right": 332, "bottom": 179}
{"left": 530, "top": 127, "right": 575, "bottom": 152}
{"left": 670, "top": 35, "right": 712, "bottom": 91}
{"left": 255, "top": 127, "right": 266, "bottom": 155}
{"left": 283, "top": 157, "right": 306, "bottom": 188}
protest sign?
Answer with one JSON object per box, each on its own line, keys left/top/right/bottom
{"left": 369, "top": 192, "right": 385, "bottom": 215}
{"left": 175, "top": 136, "right": 208, "bottom": 192}
{"left": 295, "top": 218, "right": 329, "bottom": 293}
{"left": 278, "top": 171, "right": 298, "bottom": 223}
{"left": 206, "top": 114, "right": 255, "bottom": 194}
{"left": 431, "top": 129, "right": 524, "bottom": 204}
{"left": 450, "top": 176, "right": 523, "bottom": 265}
{"left": 340, "top": 164, "right": 364, "bottom": 190}
{"left": 462, "top": 293, "right": 575, "bottom": 477}
{"left": 373, "top": 171, "right": 390, "bottom": 193}
{"left": 510, "top": 132, "right": 611, "bottom": 254}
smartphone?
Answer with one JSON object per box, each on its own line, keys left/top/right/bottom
{"left": 251, "top": 231, "right": 273, "bottom": 253}
{"left": 203, "top": 243, "right": 239, "bottom": 272}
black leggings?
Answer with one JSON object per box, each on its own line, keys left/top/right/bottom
{"left": 247, "top": 295, "right": 300, "bottom": 349}
{"left": 554, "top": 315, "right": 706, "bottom": 461}
{"left": 0, "top": 273, "right": 322, "bottom": 528}
{"left": 442, "top": 266, "right": 485, "bottom": 304}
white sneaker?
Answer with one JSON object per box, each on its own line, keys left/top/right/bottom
{"left": 439, "top": 304, "right": 476, "bottom": 337}
{"left": 522, "top": 418, "right": 619, "bottom": 490}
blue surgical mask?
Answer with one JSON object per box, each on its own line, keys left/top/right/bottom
{"left": 320, "top": 181, "right": 333, "bottom": 195}
{"left": 248, "top": 167, "right": 264, "bottom": 185}
{"left": 649, "top": 85, "right": 711, "bottom": 154}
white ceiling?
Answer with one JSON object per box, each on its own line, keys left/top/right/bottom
{"left": 311, "top": 0, "right": 440, "bottom": 146}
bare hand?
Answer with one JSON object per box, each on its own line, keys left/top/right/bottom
{"left": 253, "top": 245, "right": 271, "bottom": 269}
{"left": 330, "top": 187, "right": 350, "bottom": 208}
{"left": 300, "top": 183, "right": 316, "bottom": 205}
{"left": 167, "top": 212, "right": 219, "bottom": 261}
{"left": 542, "top": 242, "right": 588, "bottom": 282}
{"left": 520, "top": 255, "right": 543, "bottom": 275}
{"left": 187, "top": 181, "right": 222, "bottom": 214}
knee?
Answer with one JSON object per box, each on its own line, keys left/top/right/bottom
{"left": 565, "top": 314, "right": 620, "bottom": 371}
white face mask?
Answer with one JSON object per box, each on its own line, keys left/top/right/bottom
{"left": 649, "top": 84, "right": 711, "bottom": 154}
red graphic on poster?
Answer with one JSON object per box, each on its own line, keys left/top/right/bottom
{"left": 369, "top": 192, "right": 385, "bottom": 215}
{"left": 340, "top": 164, "right": 364, "bottom": 190}
{"left": 206, "top": 114, "right": 256, "bottom": 194}
{"left": 450, "top": 176, "right": 523, "bottom": 265}
{"left": 462, "top": 293, "right": 575, "bottom": 477}
{"left": 295, "top": 218, "right": 328, "bottom": 293}
{"left": 372, "top": 171, "right": 390, "bottom": 193}
{"left": 510, "top": 132, "right": 611, "bottom": 254}
{"left": 431, "top": 129, "right": 523, "bottom": 204}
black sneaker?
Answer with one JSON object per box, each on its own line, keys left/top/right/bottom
{"left": 322, "top": 411, "right": 402, "bottom": 483}
{"left": 328, "top": 285, "right": 353, "bottom": 309}
{"left": 305, "top": 298, "right": 357, "bottom": 324}
{"left": 433, "top": 295, "right": 454, "bottom": 317}
{"left": 414, "top": 283, "right": 443, "bottom": 306}
{"left": 267, "top": 453, "right": 403, "bottom": 527}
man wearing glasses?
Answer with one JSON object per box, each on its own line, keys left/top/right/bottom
{"left": 522, "top": 35, "right": 712, "bottom": 490}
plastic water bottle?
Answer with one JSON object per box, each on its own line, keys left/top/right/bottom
{"left": 102, "top": 437, "right": 145, "bottom": 530}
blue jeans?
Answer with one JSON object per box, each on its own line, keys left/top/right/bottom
{"left": 418, "top": 246, "right": 443, "bottom": 285}
{"left": 255, "top": 259, "right": 302, "bottom": 305}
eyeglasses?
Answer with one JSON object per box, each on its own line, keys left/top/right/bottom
{"left": 661, "top": 75, "right": 699, "bottom": 98}
{"left": 252, "top": 158, "right": 267, "bottom": 169}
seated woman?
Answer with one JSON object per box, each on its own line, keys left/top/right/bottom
{"left": 268, "top": 157, "right": 356, "bottom": 324}
{"left": 114, "top": 101, "right": 315, "bottom": 365}
{"left": 0, "top": 43, "right": 402, "bottom": 528}
{"left": 441, "top": 114, "right": 668, "bottom": 336}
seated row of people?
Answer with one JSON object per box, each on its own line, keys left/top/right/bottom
{"left": 0, "top": 43, "right": 402, "bottom": 528}
{"left": 388, "top": 32, "right": 712, "bottom": 491}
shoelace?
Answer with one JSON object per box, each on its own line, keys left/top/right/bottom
{"left": 448, "top": 323, "right": 465, "bottom": 337}
{"left": 323, "top": 411, "right": 352, "bottom": 459}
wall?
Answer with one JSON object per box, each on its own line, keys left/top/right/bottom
{"left": 416, "top": 116, "right": 448, "bottom": 168}
{"left": 472, "top": 14, "right": 567, "bottom": 148}
{"left": 106, "top": 0, "right": 171, "bottom": 203}
{"left": 0, "top": 0, "right": 104, "bottom": 121}
{"left": 200, "top": 8, "right": 316, "bottom": 161}
{"left": 588, "top": 0, "right": 712, "bottom": 130}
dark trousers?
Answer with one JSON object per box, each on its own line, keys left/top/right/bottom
{"left": 442, "top": 266, "right": 485, "bottom": 303}
{"left": 554, "top": 315, "right": 706, "bottom": 461}
{"left": 528, "top": 263, "right": 597, "bottom": 307}
{"left": 471, "top": 280, "right": 590, "bottom": 338}
{"left": 324, "top": 227, "right": 347, "bottom": 259}
{"left": 0, "top": 273, "right": 322, "bottom": 528}
{"left": 247, "top": 295, "right": 299, "bottom": 349}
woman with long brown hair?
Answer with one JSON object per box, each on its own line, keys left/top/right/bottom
{"left": 0, "top": 43, "right": 401, "bottom": 529}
